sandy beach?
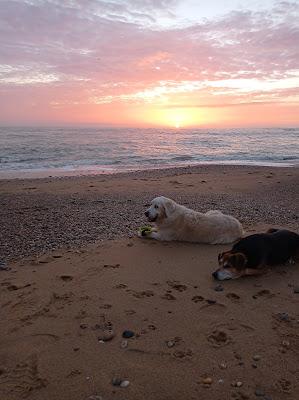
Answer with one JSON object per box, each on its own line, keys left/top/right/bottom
{"left": 0, "top": 165, "right": 298, "bottom": 400}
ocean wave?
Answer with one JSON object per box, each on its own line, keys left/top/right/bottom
{"left": 0, "top": 126, "right": 298, "bottom": 177}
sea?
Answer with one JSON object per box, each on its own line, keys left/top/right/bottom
{"left": 0, "top": 126, "right": 298, "bottom": 178}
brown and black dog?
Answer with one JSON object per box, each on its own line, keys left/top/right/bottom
{"left": 212, "top": 229, "right": 299, "bottom": 280}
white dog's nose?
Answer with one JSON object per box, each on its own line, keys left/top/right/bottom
{"left": 145, "top": 210, "right": 149, "bottom": 217}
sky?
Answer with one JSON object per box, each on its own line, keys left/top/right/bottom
{"left": 0, "top": 0, "right": 298, "bottom": 128}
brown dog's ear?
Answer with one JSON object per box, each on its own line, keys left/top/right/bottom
{"left": 266, "top": 228, "right": 279, "bottom": 234}
{"left": 230, "top": 253, "right": 247, "bottom": 270}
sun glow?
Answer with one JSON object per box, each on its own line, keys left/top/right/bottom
{"left": 160, "top": 108, "right": 204, "bottom": 128}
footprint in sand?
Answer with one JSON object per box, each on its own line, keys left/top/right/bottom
{"left": 125, "top": 309, "right": 136, "bottom": 315}
{"left": 192, "top": 295, "right": 204, "bottom": 303}
{"left": 100, "top": 304, "right": 112, "bottom": 309}
{"left": 173, "top": 349, "right": 193, "bottom": 359}
{"left": 0, "top": 354, "right": 47, "bottom": 398}
{"left": 161, "top": 293, "right": 176, "bottom": 300}
{"left": 59, "top": 275, "right": 73, "bottom": 282}
{"left": 128, "top": 290, "right": 155, "bottom": 298}
{"left": 93, "top": 316, "right": 115, "bottom": 342}
{"left": 6, "top": 283, "right": 31, "bottom": 291}
{"left": 253, "top": 289, "right": 274, "bottom": 299}
{"left": 207, "top": 330, "right": 232, "bottom": 347}
{"left": 114, "top": 283, "right": 127, "bottom": 289}
{"left": 104, "top": 263, "right": 120, "bottom": 268}
{"left": 226, "top": 293, "right": 241, "bottom": 302}
{"left": 167, "top": 281, "right": 187, "bottom": 292}
{"left": 275, "top": 378, "right": 292, "bottom": 393}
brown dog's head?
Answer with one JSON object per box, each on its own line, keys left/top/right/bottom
{"left": 212, "top": 251, "right": 248, "bottom": 280}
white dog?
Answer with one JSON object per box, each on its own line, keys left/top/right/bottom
{"left": 140, "top": 196, "right": 243, "bottom": 244}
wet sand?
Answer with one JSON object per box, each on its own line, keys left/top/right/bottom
{"left": 0, "top": 165, "right": 298, "bottom": 400}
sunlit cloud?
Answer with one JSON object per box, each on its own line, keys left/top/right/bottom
{"left": 0, "top": 0, "right": 298, "bottom": 126}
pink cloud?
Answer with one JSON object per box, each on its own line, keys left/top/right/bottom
{"left": 0, "top": 0, "right": 298, "bottom": 125}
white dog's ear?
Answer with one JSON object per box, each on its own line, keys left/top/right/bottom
{"left": 163, "top": 199, "right": 176, "bottom": 217}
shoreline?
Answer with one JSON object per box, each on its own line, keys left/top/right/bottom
{"left": 0, "top": 164, "right": 298, "bottom": 262}
{"left": 0, "top": 160, "right": 298, "bottom": 180}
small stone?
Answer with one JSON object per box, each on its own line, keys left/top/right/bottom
{"left": 73, "top": 347, "right": 80, "bottom": 351}
{"left": 80, "top": 324, "right": 88, "bottom": 329}
{"left": 277, "top": 312, "right": 289, "bottom": 321}
{"left": 120, "top": 380, "right": 130, "bottom": 388}
{"left": 206, "top": 299, "right": 216, "bottom": 304}
{"left": 167, "top": 340, "right": 175, "bottom": 348}
{"left": 293, "top": 287, "right": 299, "bottom": 294}
{"left": 219, "top": 362, "right": 227, "bottom": 369}
{"left": 218, "top": 379, "right": 224, "bottom": 384}
{"left": 88, "top": 396, "right": 103, "bottom": 400}
{"left": 236, "top": 381, "right": 243, "bottom": 387}
{"left": 202, "top": 377, "right": 213, "bottom": 384}
{"left": 122, "top": 330, "right": 134, "bottom": 338}
{"left": 252, "top": 363, "right": 258, "bottom": 369}
{"left": 112, "top": 377, "right": 122, "bottom": 386}
{"left": 255, "top": 388, "right": 265, "bottom": 397}
{"left": 214, "top": 284, "right": 224, "bottom": 292}
{"left": 252, "top": 354, "right": 261, "bottom": 361}
{"left": 282, "top": 340, "right": 290, "bottom": 348}
{"left": 121, "top": 340, "right": 128, "bottom": 349}
{"left": 98, "top": 330, "right": 115, "bottom": 342}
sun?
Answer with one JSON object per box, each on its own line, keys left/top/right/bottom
{"left": 139, "top": 106, "right": 207, "bottom": 128}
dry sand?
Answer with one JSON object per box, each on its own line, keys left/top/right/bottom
{"left": 0, "top": 165, "right": 298, "bottom": 400}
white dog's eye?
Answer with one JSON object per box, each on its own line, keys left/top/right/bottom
{"left": 154, "top": 205, "right": 158, "bottom": 209}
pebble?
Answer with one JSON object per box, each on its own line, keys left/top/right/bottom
{"left": 218, "top": 379, "right": 224, "bottom": 384}
{"left": 98, "top": 330, "right": 115, "bottom": 342}
{"left": 219, "top": 362, "right": 227, "bottom": 369}
{"left": 252, "top": 363, "right": 258, "bottom": 369}
{"left": 112, "top": 378, "right": 130, "bottom": 388}
{"left": 122, "top": 330, "right": 134, "bottom": 338}
{"left": 88, "top": 396, "right": 103, "bottom": 400}
{"left": 277, "top": 312, "right": 289, "bottom": 321}
{"left": 293, "top": 287, "right": 299, "bottom": 294}
{"left": 167, "top": 340, "right": 175, "bottom": 348}
{"left": 214, "top": 284, "right": 224, "bottom": 292}
{"left": 255, "top": 388, "right": 265, "bottom": 397}
{"left": 232, "top": 381, "right": 243, "bottom": 388}
{"left": 282, "top": 340, "right": 290, "bottom": 348}
{"left": 112, "top": 378, "right": 122, "bottom": 386}
{"left": 252, "top": 354, "right": 261, "bottom": 361}
{"left": 120, "top": 380, "right": 130, "bottom": 388}
{"left": 202, "top": 377, "right": 213, "bottom": 384}
{"left": 80, "top": 324, "right": 88, "bottom": 329}
{"left": 120, "top": 340, "right": 128, "bottom": 348}
{"left": 206, "top": 299, "right": 216, "bottom": 304}
{"left": 0, "top": 261, "right": 10, "bottom": 271}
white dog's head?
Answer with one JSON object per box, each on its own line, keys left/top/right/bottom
{"left": 145, "top": 196, "right": 176, "bottom": 223}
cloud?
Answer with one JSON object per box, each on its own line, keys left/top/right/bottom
{"left": 0, "top": 0, "right": 298, "bottom": 124}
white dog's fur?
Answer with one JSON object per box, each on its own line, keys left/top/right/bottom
{"left": 141, "top": 196, "right": 244, "bottom": 244}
